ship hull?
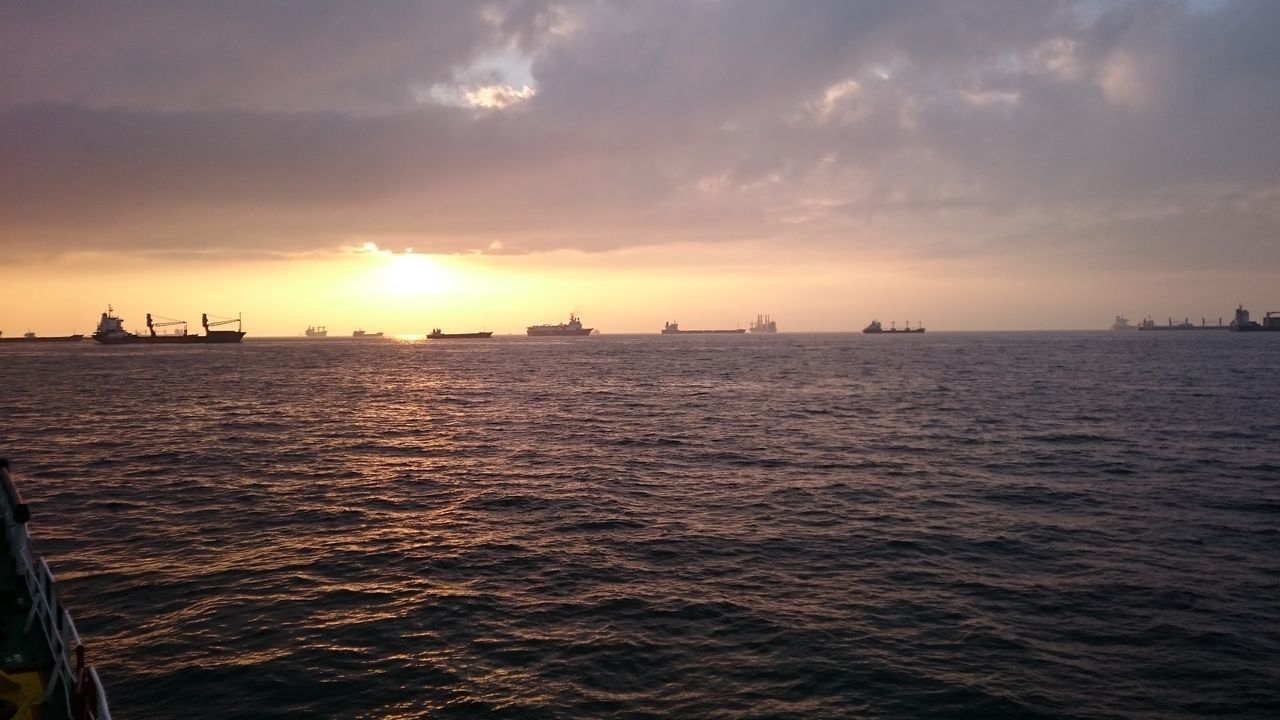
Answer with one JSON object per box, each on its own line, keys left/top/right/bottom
{"left": 527, "top": 328, "right": 593, "bottom": 336}
{"left": 93, "top": 331, "right": 245, "bottom": 344}
{"left": 429, "top": 332, "right": 493, "bottom": 339}
{"left": 1, "top": 460, "right": 112, "bottom": 719}
{"left": 0, "top": 335, "right": 84, "bottom": 343}
{"left": 863, "top": 329, "right": 925, "bottom": 334}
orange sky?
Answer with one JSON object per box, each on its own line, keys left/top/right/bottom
{"left": 3, "top": 2, "right": 1278, "bottom": 334}
{"left": 5, "top": 241, "right": 1277, "bottom": 336}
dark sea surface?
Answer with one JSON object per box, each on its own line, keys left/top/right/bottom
{"left": 2, "top": 332, "right": 1279, "bottom": 719}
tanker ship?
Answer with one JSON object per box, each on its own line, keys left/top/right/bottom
{"left": 661, "top": 322, "right": 745, "bottom": 334}
{"left": 427, "top": 328, "right": 494, "bottom": 339}
{"left": 0, "top": 331, "right": 84, "bottom": 343}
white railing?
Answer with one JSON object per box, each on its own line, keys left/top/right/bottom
{"left": 1, "top": 461, "right": 112, "bottom": 720}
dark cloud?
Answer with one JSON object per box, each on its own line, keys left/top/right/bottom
{"left": 2, "top": 0, "right": 1278, "bottom": 270}
{"left": 0, "top": 1, "right": 558, "bottom": 113}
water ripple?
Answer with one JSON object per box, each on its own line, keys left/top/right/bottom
{"left": 2, "top": 332, "right": 1279, "bottom": 718}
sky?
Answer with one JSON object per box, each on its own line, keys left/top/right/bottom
{"left": 2, "top": 0, "right": 1278, "bottom": 334}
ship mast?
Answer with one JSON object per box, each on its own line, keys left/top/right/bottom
{"left": 147, "top": 313, "right": 187, "bottom": 337}
{"left": 203, "top": 313, "right": 243, "bottom": 332}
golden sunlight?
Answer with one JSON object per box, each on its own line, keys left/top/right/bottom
{"left": 365, "top": 250, "right": 464, "bottom": 299}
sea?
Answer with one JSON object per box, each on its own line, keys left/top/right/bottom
{"left": 1, "top": 332, "right": 1278, "bottom": 719}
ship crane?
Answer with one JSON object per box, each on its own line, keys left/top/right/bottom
{"left": 145, "top": 313, "right": 187, "bottom": 337}
{"left": 203, "top": 313, "right": 242, "bottom": 332}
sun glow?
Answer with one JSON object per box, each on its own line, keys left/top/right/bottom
{"left": 367, "top": 252, "right": 463, "bottom": 298}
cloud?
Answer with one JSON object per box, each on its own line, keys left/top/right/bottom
{"left": 417, "top": 46, "right": 539, "bottom": 110}
{"left": 0, "top": 1, "right": 559, "bottom": 114}
{"left": 424, "top": 83, "right": 537, "bottom": 110}
{"left": 2, "top": 1, "right": 1279, "bottom": 273}
{"left": 1098, "top": 51, "right": 1151, "bottom": 108}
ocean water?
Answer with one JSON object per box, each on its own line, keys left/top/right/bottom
{"left": 2, "top": 332, "right": 1279, "bottom": 719}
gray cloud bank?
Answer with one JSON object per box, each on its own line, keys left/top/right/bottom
{"left": 2, "top": 0, "right": 1278, "bottom": 268}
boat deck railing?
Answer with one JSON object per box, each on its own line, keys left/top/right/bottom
{"left": 0, "top": 460, "right": 111, "bottom": 720}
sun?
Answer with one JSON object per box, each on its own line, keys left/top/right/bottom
{"left": 372, "top": 252, "right": 462, "bottom": 297}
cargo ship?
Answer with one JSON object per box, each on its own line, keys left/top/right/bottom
{"left": 1111, "top": 316, "right": 1135, "bottom": 330}
{"left": 862, "top": 320, "right": 925, "bottom": 334}
{"left": 1228, "top": 304, "right": 1280, "bottom": 332}
{"left": 527, "top": 314, "right": 593, "bottom": 337}
{"left": 1136, "top": 316, "right": 1226, "bottom": 331}
{"left": 661, "top": 322, "right": 746, "bottom": 334}
{"left": 750, "top": 314, "right": 778, "bottom": 333}
{"left": 0, "top": 331, "right": 84, "bottom": 343}
{"left": 0, "top": 458, "right": 112, "bottom": 719}
{"left": 304, "top": 326, "right": 327, "bottom": 337}
{"left": 351, "top": 329, "right": 384, "bottom": 338}
{"left": 427, "top": 329, "right": 493, "bottom": 340}
{"left": 91, "top": 307, "right": 245, "bottom": 344}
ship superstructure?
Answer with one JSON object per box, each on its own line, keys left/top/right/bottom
{"left": 1228, "top": 304, "right": 1280, "bottom": 332}
{"left": 750, "top": 314, "right": 778, "bottom": 333}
